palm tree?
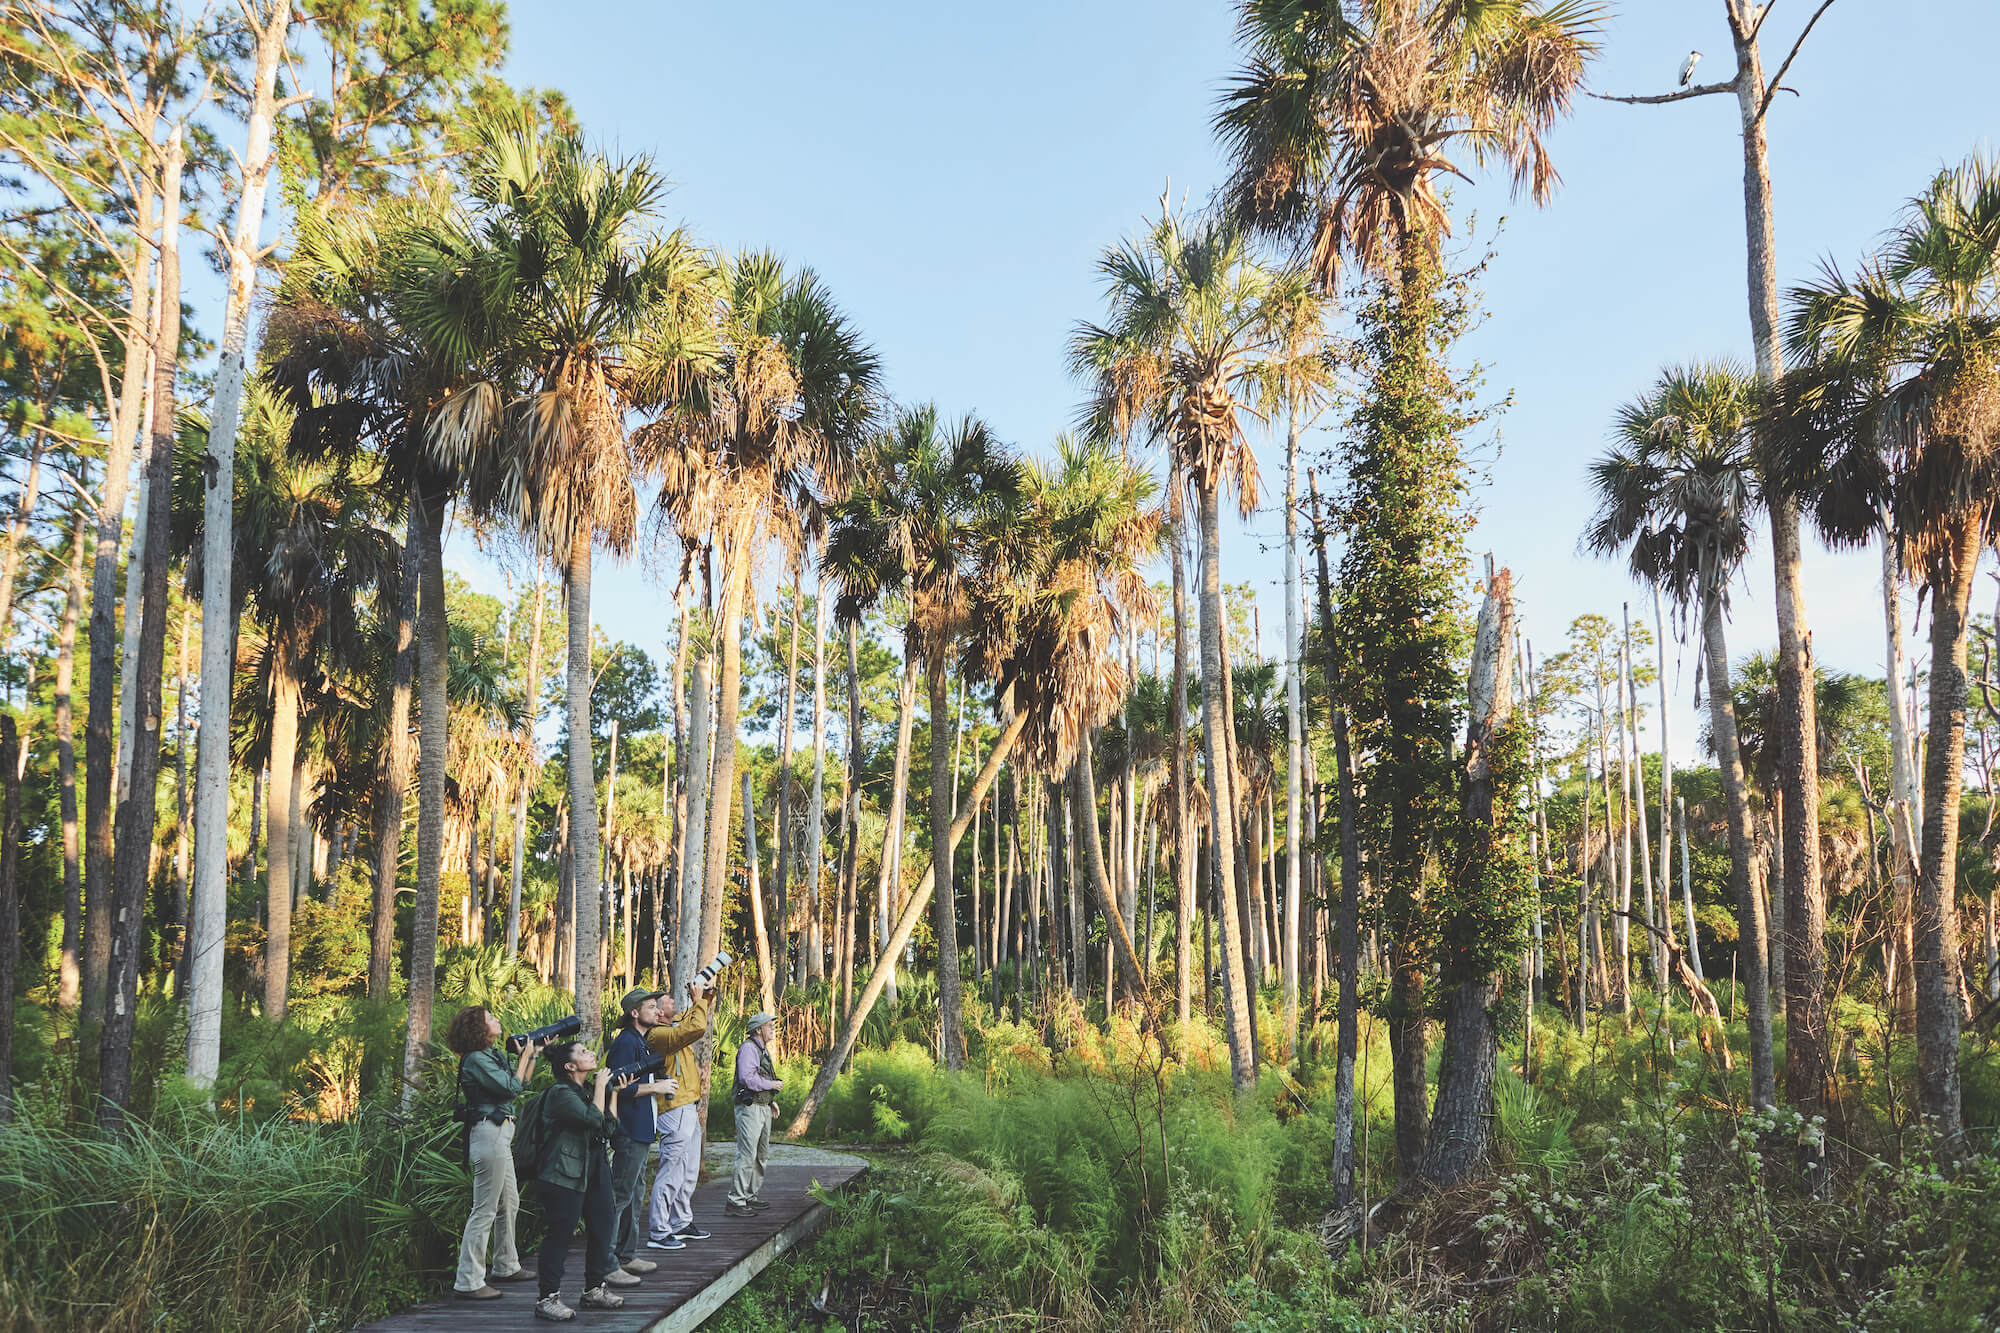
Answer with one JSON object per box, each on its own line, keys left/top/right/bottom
{"left": 1584, "top": 362, "right": 1774, "bottom": 1109}
{"left": 1771, "top": 157, "right": 2000, "bottom": 1146}
{"left": 822, "top": 404, "right": 1020, "bottom": 1069}
{"left": 1071, "top": 208, "right": 1309, "bottom": 1089}
{"left": 264, "top": 185, "right": 476, "bottom": 1085}
{"left": 422, "top": 111, "right": 716, "bottom": 1041}
{"left": 642, "top": 251, "right": 880, "bottom": 991}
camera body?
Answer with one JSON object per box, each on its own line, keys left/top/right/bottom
{"left": 689, "top": 951, "right": 732, "bottom": 991}
{"left": 506, "top": 1013, "right": 583, "bottom": 1054}
{"left": 608, "top": 1050, "right": 666, "bottom": 1083}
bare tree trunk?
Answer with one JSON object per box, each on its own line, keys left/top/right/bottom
{"left": 1913, "top": 516, "right": 1981, "bottom": 1147}
{"left": 264, "top": 643, "right": 300, "bottom": 1018}
{"left": 773, "top": 567, "right": 802, "bottom": 1001}
{"left": 1882, "top": 529, "right": 1920, "bottom": 1029}
{"left": 171, "top": 612, "right": 190, "bottom": 985}
{"left": 0, "top": 432, "right": 47, "bottom": 649}
{"left": 56, "top": 503, "right": 86, "bottom": 1009}
{"left": 876, "top": 649, "right": 917, "bottom": 1005}
{"left": 399, "top": 485, "right": 450, "bottom": 1101}
{"left": 1072, "top": 730, "right": 1147, "bottom": 1006}
{"left": 673, "top": 658, "right": 710, "bottom": 991}
{"left": 930, "top": 657, "right": 967, "bottom": 1066}
{"left": 1199, "top": 488, "right": 1255, "bottom": 1090}
{"left": 743, "top": 771, "right": 774, "bottom": 1015}
{"left": 837, "top": 619, "right": 863, "bottom": 1015}
{"left": 1171, "top": 528, "right": 1194, "bottom": 1031}
{"left": 83, "top": 168, "right": 156, "bottom": 1027}
{"left": 188, "top": 0, "right": 290, "bottom": 1081}
{"left": 99, "top": 149, "right": 182, "bottom": 1126}
{"left": 804, "top": 575, "right": 829, "bottom": 986}
{"left": 563, "top": 524, "right": 604, "bottom": 1038}
{"left": 370, "top": 500, "right": 421, "bottom": 996}
{"left": 698, "top": 518, "right": 755, "bottom": 970}
{"left": 1703, "top": 576, "right": 1774, "bottom": 1108}
{"left": 1282, "top": 417, "right": 1302, "bottom": 1060}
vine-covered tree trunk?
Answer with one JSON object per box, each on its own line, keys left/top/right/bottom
{"left": 1421, "top": 569, "right": 1517, "bottom": 1187}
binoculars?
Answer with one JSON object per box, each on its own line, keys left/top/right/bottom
{"left": 608, "top": 1050, "right": 667, "bottom": 1083}
{"left": 506, "top": 1013, "right": 582, "bottom": 1054}
{"left": 689, "top": 952, "right": 731, "bottom": 991}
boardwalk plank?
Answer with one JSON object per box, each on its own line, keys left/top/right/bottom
{"left": 351, "top": 1161, "right": 864, "bottom": 1333}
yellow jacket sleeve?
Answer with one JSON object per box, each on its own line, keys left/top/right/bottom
{"left": 645, "top": 996, "right": 711, "bottom": 1058}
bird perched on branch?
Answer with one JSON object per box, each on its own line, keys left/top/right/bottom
{"left": 1679, "top": 50, "right": 1702, "bottom": 87}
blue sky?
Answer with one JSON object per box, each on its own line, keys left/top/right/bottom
{"left": 467, "top": 1, "right": 2000, "bottom": 759}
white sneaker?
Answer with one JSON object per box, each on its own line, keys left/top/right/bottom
{"left": 534, "top": 1294, "right": 574, "bottom": 1322}
{"left": 579, "top": 1285, "right": 625, "bottom": 1310}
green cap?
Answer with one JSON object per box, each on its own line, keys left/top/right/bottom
{"left": 746, "top": 1011, "right": 777, "bottom": 1034}
{"left": 620, "top": 987, "right": 666, "bottom": 1015}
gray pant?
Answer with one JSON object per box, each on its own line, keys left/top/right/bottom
{"left": 648, "top": 1101, "right": 701, "bottom": 1239}
{"left": 729, "top": 1100, "right": 771, "bottom": 1206}
{"left": 608, "top": 1132, "right": 652, "bottom": 1263}
{"left": 454, "top": 1118, "right": 522, "bottom": 1291}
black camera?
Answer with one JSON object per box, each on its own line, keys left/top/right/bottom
{"left": 506, "top": 1013, "right": 582, "bottom": 1054}
{"left": 608, "top": 1050, "right": 666, "bottom": 1082}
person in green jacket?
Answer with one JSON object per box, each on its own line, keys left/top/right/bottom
{"left": 530, "top": 1040, "right": 642, "bottom": 1323}
{"left": 444, "top": 1005, "right": 539, "bottom": 1300}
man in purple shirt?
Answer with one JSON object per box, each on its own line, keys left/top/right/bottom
{"left": 723, "top": 1012, "right": 784, "bottom": 1217}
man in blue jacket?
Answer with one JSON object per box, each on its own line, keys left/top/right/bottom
{"left": 606, "top": 988, "right": 678, "bottom": 1276}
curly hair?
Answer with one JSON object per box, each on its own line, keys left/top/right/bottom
{"left": 443, "top": 1005, "right": 497, "bottom": 1056}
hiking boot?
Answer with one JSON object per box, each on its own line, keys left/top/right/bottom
{"left": 745, "top": 1199, "right": 772, "bottom": 1211}
{"left": 645, "top": 1235, "right": 685, "bottom": 1251}
{"left": 455, "top": 1285, "right": 502, "bottom": 1300}
{"left": 534, "top": 1295, "right": 574, "bottom": 1322}
{"left": 578, "top": 1285, "right": 625, "bottom": 1310}
{"left": 601, "top": 1268, "right": 642, "bottom": 1287}
{"left": 724, "top": 1201, "right": 757, "bottom": 1218}
{"left": 675, "top": 1226, "right": 712, "bottom": 1241}
{"left": 621, "top": 1258, "right": 657, "bottom": 1275}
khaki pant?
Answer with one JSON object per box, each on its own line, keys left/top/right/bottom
{"left": 728, "top": 1100, "right": 771, "bottom": 1206}
{"left": 455, "top": 1118, "right": 522, "bottom": 1291}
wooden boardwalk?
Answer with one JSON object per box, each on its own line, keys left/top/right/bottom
{"left": 354, "top": 1155, "right": 867, "bottom": 1333}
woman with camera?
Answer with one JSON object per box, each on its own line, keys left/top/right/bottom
{"left": 530, "top": 1040, "right": 642, "bottom": 1322}
{"left": 443, "top": 1005, "right": 539, "bottom": 1300}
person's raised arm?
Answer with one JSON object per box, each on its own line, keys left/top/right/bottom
{"left": 514, "top": 1036, "right": 540, "bottom": 1084}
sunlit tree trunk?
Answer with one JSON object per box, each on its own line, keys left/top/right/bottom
{"left": 1171, "top": 527, "right": 1194, "bottom": 1031}
{"left": 399, "top": 485, "right": 450, "bottom": 1101}
{"left": 930, "top": 655, "right": 966, "bottom": 1066}
{"left": 0, "top": 716, "right": 21, "bottom": 1121}
{"left": 562, "top": 524, "right": 604, "bottom": 1037}
{"left": 876, "top": 648, "right": 917, "bottom": 1005}
{"left": 773, "top": 567, "right": 802, "bottom": 1001}
{"left": 673, "top": 658, "right": 710, "bottom": 992}
{"left": 804, "top": 578, "right": 828, "bottom": 986}
{"left": 55, "top": 503, "right": 86, "bottom": 1009}
{"left": 264, "top": 640, "right": 300, "bottom": 1018}
{"left": 505, "top": 572, "right": 545, "bottom": 960}
{"left": 189, "top": 0, "right": 291, "bottom": 1080}
{"left": 1199, "top": 487, "right": 1255, "bottom": 1090}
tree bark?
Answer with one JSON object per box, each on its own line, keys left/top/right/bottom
{"left": 673, "top": 657, "right": 710, "bottom": 991}
{"left": 804, "top": 577, "right": 829, "bottom": 986}
{"left": 188, "top": 1, "right": 289, "bottom": 1081}
{"left": 263, "top": 641, "right": 300, "bottom": 1018}
{"left": 876, "top": 648, "right": 918, "bottom": 1005}
{"left": 1421, "top": 569, "right": 1515, "bottom": 1186}
{"left": 0, "top": 716, "right": 24, "bottom": 1121}
{"left": 1703, "top": 575, "right": 1775, "bottom": 1108}
{"left": 1881, "top": 528, "right": 1920, "bottom": 1029}
{"left": 1913, "top": 515, "right": 1981, "bottom": 1146}
{"left": 838, "top": 618, "right": 863, "bottom": 1012}
{"left": 563, "top": 523, "right": 603, "bottom": 1039}
{"left": 55, "top": 503, "right": 86, "bottom": 1009}
{"left": 929, "top": 656, "right": 967, "bottom": 1066}
{"left": 743, "top": 771, "right": 774, "bottom": 1015}
{"left": 773, "top": 567, "right": 802, "bottom": 1001}
{"left": 1072, "top": 729, "right": 1147, "bottom": 1007}
{"left": 1171, "top": 526, "right": 1194, "bottom": 1031}
{"left": 1199, "top": 487, "right": 1256, "bottom": 1090}
{"left": 99, "top": 149, "right": 181, "bottom": 1126}
{"left": 698, "top": 516, "right": 755, "bottom": 970}
{"left": 399, "top": 484, "right": 450, "bottom": 1101}
{"left": 370, "top": 498, "right": 421, "bottom": 996}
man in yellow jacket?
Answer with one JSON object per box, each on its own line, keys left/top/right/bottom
{"left": 643, "top": 979, "right": 714, "bottom": 1250}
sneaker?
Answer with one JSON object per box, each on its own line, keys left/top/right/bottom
{"left": 534, "top": 1295, "right": 574, "bottom": 1322}
{"left": 674, "top": 1226, "right": 712, "bottom": 1241}
{"left": 745, "top": 1199, "right": 772, "bottom": 1211}
{"left": 621, "top": 1258, "right": 657, "bottom": 1275}
{"left": 645, "top": 1235, "right": 686, "bottom": 1251}
{"left": 724, "top": 1201, "right": 757, "bottom": 1218}
{"left": 601, "top": 1268, "right": 642, "bottom": 1288}
{"left": 491, "top": 1267, "right": 534, "bottom": 1283}
{"left": 578, "top": 1285, "right": 625, "bottom": 1310}
{"left": 454, "top": 1285, "right": 502, "bottom": 1300}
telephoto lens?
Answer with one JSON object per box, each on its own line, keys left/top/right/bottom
{"left": 608, "top": 1050, "right": 666, "bottom": 1082}
{"left": 690, "top": 951, "right": 732, "bottom": 990}
{"left": 506, "top": 1013, "right": 582, "bottom": 1054}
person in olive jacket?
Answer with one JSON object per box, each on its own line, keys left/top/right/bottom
{"left": 444, "top": 1005, "right": 539, "bottom": 1300}
{"left": 530, "top": 1041, "right": 642, "bottom": 1323}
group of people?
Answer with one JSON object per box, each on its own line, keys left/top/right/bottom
{"left": 441, "top": 979, "right": 788, "bottom": 1323}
